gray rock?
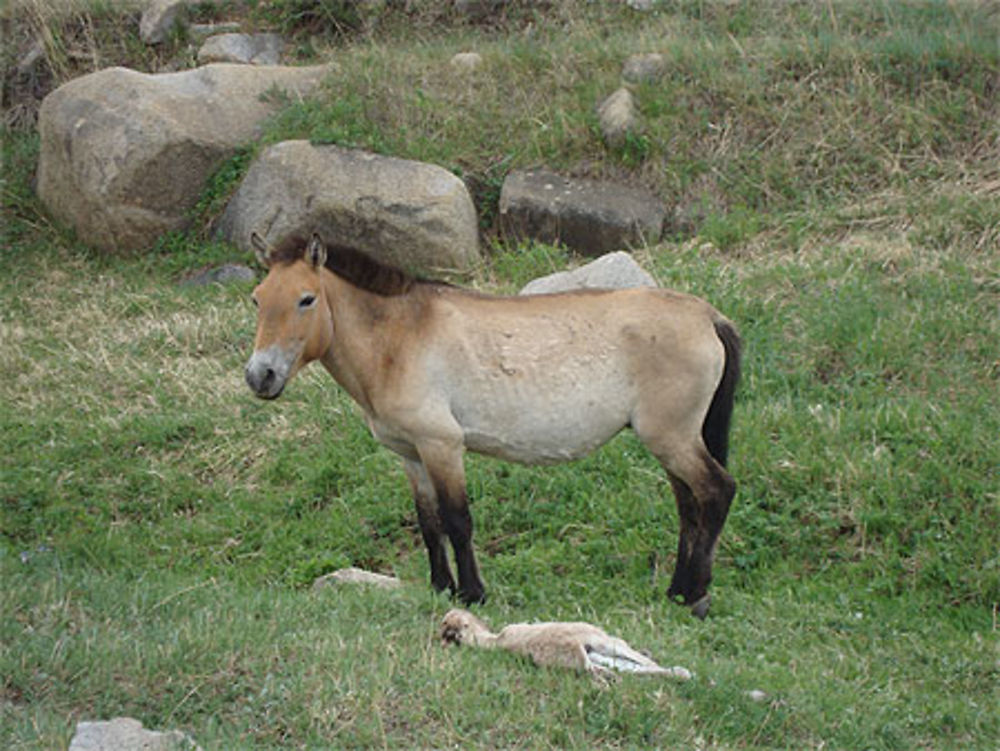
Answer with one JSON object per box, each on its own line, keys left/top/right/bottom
{"left": 181, "top": 263, "right": 256, "bottom": 286}
{"left": 37, "top": 63, "right": 329, "bottom": 253}
{"left": 622, "top": 53, "right": 666, "bottom": 84}
{"left": 499, "top": 169, "right": 665, "bottom": 256}
{"left": 16, "top": 41, "right": 45, "bottom": 75}
{"left": 69, "top": 717, "right": 200, "bottom": 751}
{"left": 449, "top": 52, "right": 483, "bottom": 71}
{"left": 597, "top": 86, "right": 640, "bottom": 148}
{"left": 219, "top": 140, "right": 481, "bottom": 273}
{"left": 519, "top": 251, "right": 657, "bottom": 295}
{"left": 198, "top": 33, "right": 284, "bottom": 66}
{"left": 313, "top": 567, "right": 403, "bottom": 590}
{"left": 189, "top": 22, "right": 242, "bottom": 39}
{"left": 140, "top": 0, "right": 191, "bottom": 44}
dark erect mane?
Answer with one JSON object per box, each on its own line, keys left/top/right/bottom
{"left": 269, "top": 234, "right": 443, "bottom": 297}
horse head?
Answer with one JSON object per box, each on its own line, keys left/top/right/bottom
{"left": 245, "top": 232, "right": 333, "bottom": 399}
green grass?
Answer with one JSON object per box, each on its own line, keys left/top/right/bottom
{"left": 2, "top": 1, "right": 1000, "bottom": 748}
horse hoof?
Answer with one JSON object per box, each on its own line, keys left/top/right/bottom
{"left": 690, "top": 594, "right": 711, "bottom": 620}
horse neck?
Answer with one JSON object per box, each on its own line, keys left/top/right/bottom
{"left": 317, "top": 269, "right": 413, "bottom": 409}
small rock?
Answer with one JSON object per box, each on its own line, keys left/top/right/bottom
{"left": 140, "top": 0, "right": 191, "bottom": 45}
{"left": 69, "top": 717, "right": 201, "bottom": 751}
{"left": 622, "top": 53, "right": 666, "bottom": 84}
{"left": 181, "top": 264, "right": 256, "bottom": 287}
{"left": 450, "top": 52, "right": 483, "bottom": 71}
{"left": 198, "top": 33, "right": 284, "bottom": 66}
{"left": 746, "top": 689, "right": 768, "bottom": 703}
{"left": 189, "top": 22, "right": 242, "bottom": 40}
{"left": 597, "top": 86, "right": 640, "bottom": 148}
{"left": 520, "top": 251, "right": 657, "bottom": 295}
{"left": 313, "top": 567, "right": 403, "bottom": 591}
{"left": 16, "top": 41, "right": 45, "bottom": 75}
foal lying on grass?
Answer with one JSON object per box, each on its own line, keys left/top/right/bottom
{"left": 440, "top": 609, "right": 692, "bottom": 684}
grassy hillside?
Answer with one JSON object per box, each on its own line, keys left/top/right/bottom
{"left": 2, "top": 1, "right": 999, "bottom": 748}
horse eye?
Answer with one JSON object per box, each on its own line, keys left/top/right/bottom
{"left": 251, "top": 296, "right": 259, "bottom": 308}
{"left": 299, "top": 294, "right": 317, "bottom": 309}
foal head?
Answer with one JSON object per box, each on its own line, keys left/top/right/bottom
{"left": 245, "top": 232, "right": 333, "bottom": 400}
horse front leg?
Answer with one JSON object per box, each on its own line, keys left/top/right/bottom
{"left": 403, "top": 459, "right": 455, "bottom": 595}
{"left": 417, "top": 440, "right": 485, "bottom": 605}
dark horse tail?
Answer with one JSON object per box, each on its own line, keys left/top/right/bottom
{"left": 703, "top": 318, "right": 742, "bottom": 468}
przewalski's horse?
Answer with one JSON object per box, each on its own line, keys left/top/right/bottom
{"left": 245, "top": 233, "right": 741, "bottom": 618}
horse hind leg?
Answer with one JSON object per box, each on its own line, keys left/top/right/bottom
{"left": 672, "top": 450, "right": 735, "bottom": 618}
{"left": 404, "top": 459, "right": 455, "bottom": 595}
{"left": 642, "top": 436, "right": 735, "bottom": 618}
{"left": 665, "top": 474, "right": 699, "bottom": 608}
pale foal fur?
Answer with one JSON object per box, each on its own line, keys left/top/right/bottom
{"left": 441, "top": 609, "right": 692, "bottom": 683}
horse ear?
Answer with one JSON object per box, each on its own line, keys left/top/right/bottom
{"left": 306, "top": 233, "right": 327, "bottom": 270}
{"left": 250, "top": 232, "right": 273, "bottom": 268}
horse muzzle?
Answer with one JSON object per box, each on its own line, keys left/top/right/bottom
{"left": 245, "top": 349, "right": 292, "bottom": 400}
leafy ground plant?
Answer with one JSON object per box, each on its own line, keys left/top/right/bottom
{"left": 2, "top": 1, "right": 999, "bottom": 749}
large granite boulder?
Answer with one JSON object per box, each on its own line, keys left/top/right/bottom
{"left": 219, "top": 140, "right": 481, "bottom": 273}
{"left": 499, "top": 169, "right": 665, "bottom": 256}
{"left": 37, "top": 64, "right": 329, "bottom": 253}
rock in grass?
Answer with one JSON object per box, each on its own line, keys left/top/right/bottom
{"left": 450, "top": 52, "right": 483, "bottom": 71}
{"left": 597, "top": 86, "right": 641, "bottom": 148}
{"left": 189, "top": 22, "right": 242, "bottom": 40}
{"left": 519, "top": 251, "right": 657, "bottom": 295}
{"left": 140, "top": 0, "right": 191, "bottom": 44}
{"left": 499, "top": 169, "right": 665, "bottom": 256}
{"left": 69, "top": 717, "right": 201, "bottom": 751}
{"left": 219, "top": 140, "right": 481, "bottom": 274}
{"left": 37, "top": 63, "right": 328, "bottom": 254}
{"left": 180, "top": 264, "right": 255, "bottom": 287}
{"left": 198, "top": 33, "right": 284, "bottom": 66}
{"left": 622, "top": 53, "right": 666, "bottom": 84}
{"left": 313, "top": 567, "right": 403, "bottom": 591}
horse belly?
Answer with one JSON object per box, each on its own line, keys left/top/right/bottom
{"left": 453, "top": 364, "right": 634, "bottom": 465}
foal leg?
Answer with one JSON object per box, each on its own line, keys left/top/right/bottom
{"left": 417, "top": 440, "right": 486, "bottom": 605}
{"left": 403, "top": 459, "right": 455, "bottom": 595}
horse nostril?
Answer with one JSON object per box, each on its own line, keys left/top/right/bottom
{"left": 245, "top": 363, "right": 275, "bottom": 393}
{"left": 246, "top": 357, "right": 285, "bottom": 399}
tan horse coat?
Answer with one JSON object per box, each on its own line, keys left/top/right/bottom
{"left": 246, "top": 234, "right": 740, "bottom": 616}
